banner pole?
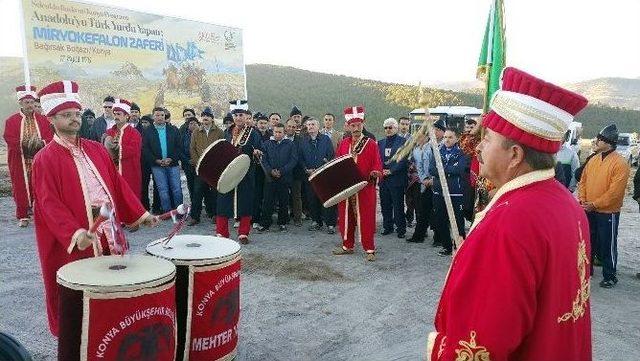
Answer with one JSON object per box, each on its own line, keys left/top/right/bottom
{"left": 17, "top": 0, "right": 32, "bottom": 88}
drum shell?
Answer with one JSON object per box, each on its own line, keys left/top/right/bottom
{"left": 56, "top": 255, "right": 177, "bottom": 361}
{"left": 308, "top": 154, "right": 368, "bottom": 207}
{"left": 195, "top": 139, "right": 250, "bottom": 194}
{"left": 147, "top": 236, "right": 241, "bottom": 361}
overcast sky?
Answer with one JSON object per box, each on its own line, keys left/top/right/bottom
{"left": 1, "top": 0, "right": 638, "bottom": 85}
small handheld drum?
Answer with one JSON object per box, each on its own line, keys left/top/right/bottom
{"left": 308, "top": 154, "right": 369, "bottom": 207}
{"left": 196, "top": 139, "right": 250, "bottom": 194}
{"left": 56, "top": 255, "right": 177, "bottom": 361}
{"left": 146, "top": 235, "right": 241, "bottom": 361}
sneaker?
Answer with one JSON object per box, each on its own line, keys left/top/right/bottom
{"left": 599, "top": 279, "right": 616, "bottom": 288}
{"left": 327, "top": 226, "right": 336, "bottom": 234}
{"left": 238, "top": 235, "right": 249, "bottom": 244}
{"left": 279, "top": 225, "right": 287, "bottom": 232}
{"left": 381, "top": 229, "right": 393, "bottom": 236}
{"left": 365, "top": 253, "right": 376, "bottom": 262}
{"left": 332, "top": 247, "right": 354, "bottom": 255}
{"left": 308, "top": 222, "right": 322, "bottom": 231}
{"left": 258, "top": 226, "right": 269, "bottom": 233}
{"left": 233, "top": 221, "right": 240, "bottom": 228}
{"left": 438, "top": 249, "right": 452, "bottom": 256}
{"left": 252, "top": 223, "right": 260, "bottom": 229}
{"left": 17, "top": 219, "right": 29, "bottom": 228}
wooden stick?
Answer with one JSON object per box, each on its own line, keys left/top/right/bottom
{"left": 428, "top": 126, "right": 462, "bottom": 251}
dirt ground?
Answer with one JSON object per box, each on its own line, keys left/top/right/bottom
{"left": 0, "top": 183, "right": 639, "bottom": 360}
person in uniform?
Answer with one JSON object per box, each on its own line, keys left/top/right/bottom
{"left": 427, "top": 67, "right": 592, "bottom": 360}
{"left": 31, "top": 80, "right": 156, "bottom": 336}
{"left": 3, "top": 85, "right": 53, "bottom": 227}
{"left": 216, "top": 100, "right": 263, "bottom": 244}
{"left": 332, "top": 106, "right": 383, "bottom": 261}
{"left": 103, "top": 98, "right": 142, "bottom": 200}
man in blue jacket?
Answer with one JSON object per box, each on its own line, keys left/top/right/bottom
{"left": 378, "top": 118, "right": 409, "bottom": 238}
{"left": 299, "top": 117, "right": 336, "bottom": 233}
{"left": 259, "top": 123, "right": 299, "bottom": 232}
{"left": 428, "top": 128, "right": 468, "bottom": 255}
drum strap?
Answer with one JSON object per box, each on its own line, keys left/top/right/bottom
{"left": 350, "top": 136, "right": 368, "bottom": 156}
{"left": 233, "top": 126, "right": 252, "bottom": 147}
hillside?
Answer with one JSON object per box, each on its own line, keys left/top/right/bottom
{"left": 565, "top": 77, "right": 640, "bottom": 111}
{"left": 247, "top": 64, "right": 640, "bottom": 136}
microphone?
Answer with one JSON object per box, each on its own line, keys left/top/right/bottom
{"left": 88, "top": 203, "right": 112, "bottom": 235}
{"left": 156, "top": 204, "right": 188, "bottom": 223}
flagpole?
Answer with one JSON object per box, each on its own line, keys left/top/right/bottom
{"left": 482, "top": 0, "right": 496, "bottom": 114}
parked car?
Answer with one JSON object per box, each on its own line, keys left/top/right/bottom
{"left": 616, "top": 133, "right": 639, "bottom": 166}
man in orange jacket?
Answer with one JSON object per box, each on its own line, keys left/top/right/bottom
{"left": 578, "top": 123, "right": 630, "bottom": 288}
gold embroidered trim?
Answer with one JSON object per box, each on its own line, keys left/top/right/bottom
{"left": 455, "top": 331, "right": 491, "bottom": 361}
{"left": 350, "top": 136, "right": 369, "bottom": 155}
{"left": 233, "top": 126, "right": 252, "bottom": 147}
{"left": 558, "top": 222, "right": 591, "bottom": 324}
{"left": 491, "top": 92, "right": 566, "bottom": 141}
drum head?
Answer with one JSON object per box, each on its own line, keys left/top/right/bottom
{"left": 147, "top": 235, "right": 241, "bottom": 266}
{"left": 217, "top": 154, "right": 251, "bottom": 194}
{"left": 323, "top": 181, "right": 368, "bottom": 207}
{"left": 57, "top": 255, "right": 176, "bottom": 292}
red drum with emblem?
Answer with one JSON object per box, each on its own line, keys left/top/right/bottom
{"left": 196, "top": 139, "right": 250, "bottom": 194}
{"left": 56, "top": 255, "right": 177, "bottom": 361}
{"left": 308, "top": 154, "right": 369, "bottom": 207}
{"left": 146, "top": 235, "right": 241, "bottom": 361}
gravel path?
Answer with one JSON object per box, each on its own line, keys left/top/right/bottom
{"left": 0, "top": 194, "right": 639, "bottom": 360}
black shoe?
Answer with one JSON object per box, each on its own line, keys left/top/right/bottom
{"left": 397, "top": 233, "right": 406, "bottom": 239}
{"left": 599, "top": 279, "right": 616, "bottom": 288}
{"left": 381, "top": 229, "right": 393, "bottom": 236}
{"left": 406, "top": 237, "right": 425, "bottom": 243}
{"left": 438, "top": 249, "right": 452, "bottom": 256}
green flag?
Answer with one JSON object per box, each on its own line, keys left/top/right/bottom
{"left": 477, "top": 0, "right": 506, "bottom": 113}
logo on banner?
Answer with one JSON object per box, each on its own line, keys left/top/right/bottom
{"left": 116, "top": 323, "right": 173, "bottom": 361}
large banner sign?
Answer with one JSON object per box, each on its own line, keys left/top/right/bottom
{"left": 20, "top": 0, "right": 245, "bottom": 119}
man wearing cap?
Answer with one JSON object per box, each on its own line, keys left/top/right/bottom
{"left": 426, "top": 68, "right": 591, "bottom": 360}
{"left": 90, "top": 95, "right": 115, "bottom": 142}
{"left": 578, "top": 124, "right": 630, "bottom": 288}
{"left": 3, "top": 85, "right": 53, "bottom": 227}
{"left": 31, "top": 80, "right": 156, "bottom": 336}
{"left": 188, "top": 108, "right": 224, "bottom": 225}
{"left": 128, "top": 102, "right": 144, "bottom": 134}
{"left": 103, "top": 98, "right": 142, "bottom": 200}
{"left": 332, "top": 106, "right": 382, "bottom": 261}
{"left": 378, "top": 118, "right": 409, "bottom": 238}
{"left": 216, "top": 100, "right": 263, "bottom": 243}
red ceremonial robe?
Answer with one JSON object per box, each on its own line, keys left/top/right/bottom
{"left": 105, "top": 123, "right": 142, "bottom": 199}
{"left": 427, "top": 169, "right": 592, "bottom": 361}
{"left": 336, "top": 136, "right": 382, "bottom": 252}
{"left": 3, "top": 111, "right": 53, "bottom": 219}
{"left": 32, "top": 135, "right": 149, "bottom": 336}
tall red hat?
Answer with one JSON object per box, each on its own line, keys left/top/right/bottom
{"left": 112, "top": 98, "right": 132, "bottom": 115}
{"left": 15, "top": 85, "right": 38, "bottom": 101}
{"left": 483, "top": 67, "right": 588, "bottom": 153}
{"left": 37, "top": 81, "right": 81, "bottom": 117}
{"left": 343, "top": 105, "right": 365, "bottom": 125}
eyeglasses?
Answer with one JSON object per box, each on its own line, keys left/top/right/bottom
{"left": 55, "top": 111, "right": 82, "bottom": 120}
{"left": 384, "top": 126, "right": 394, "bottom": 130}
{"left": 103, "top": 105, "right": 112, "bottom": 109}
